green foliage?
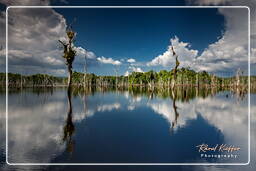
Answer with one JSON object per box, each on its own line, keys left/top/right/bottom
{"left": 1, "top": 70, "right": 254, "bottom": 91}
{"left": 1, "top": 73, "right": 66, "bottom": 87}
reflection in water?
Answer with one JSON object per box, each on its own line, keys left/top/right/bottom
{"left": 171, "top": 89, "right": 179, "bottom": 133}
{"left": 0, "top": 86, "right": 251, "bottom": 165}
{"left": 62, "top": 87, "right": 75, "bottom": 153}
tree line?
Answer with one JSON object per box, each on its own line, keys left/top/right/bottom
{"left": 0, "top": 68, "right": 253, "bottom": 89}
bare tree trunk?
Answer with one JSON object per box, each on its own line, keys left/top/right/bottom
{"left": 67, "top": 65, "right": 72, "bottom": 88}
{"left": 84, "top": 55, "right": 87, "bottom": 88}
{"left": 170, "top": 46, "right": 180, "bottom": 90}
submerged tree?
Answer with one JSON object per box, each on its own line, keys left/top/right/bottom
{"left": 59, "top": 26, "right": 76, "bottom": 88}
{"left": 170, "top": 46, "right": 180, "bottom": 89}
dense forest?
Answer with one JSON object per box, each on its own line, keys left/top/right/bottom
{"left": 0, "top": 67, "right": 255, "bottom": 91}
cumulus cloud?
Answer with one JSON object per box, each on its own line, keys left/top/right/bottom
{"left": 0, "top": 1, "right": 123, "bottom": 75}
{"left": 195, "top": 8, "right": 249, "bottom": 74}
{"left": 72, "top": 46, "right": 101, "bottom": 70}
{"left": 127, "top": 58, "right": 136, "bottom": 63}
{"left": 0, "top": 0, "right": 253, "bottom": 76}
{"left": 147, "top": 36, "right": 198, "bottom": 68}
{"left": 124, "top": 71, "right": 129, "bottom": 76}
{"left": 2, "top": 6, "right": 68, "bottom": 75}
{"left": 125, "top": 66, "right": 144, "bottom": 76}
{"left": 97, "top": 56, "right": 122, "bottom": 65}
{"left": 147, "top": 7, "right": 250, "bottom": 75}
{"left": 75, "top": 47, "right": 124, "bottom": 69}
{"left": 74, "top": 46, "right": 97, "bottom": 59}
{"left": 187, "top": 0, "right": 255, "bottom": 75}
{"left": 131, "top": 66, "right": 143, "bottom": 72}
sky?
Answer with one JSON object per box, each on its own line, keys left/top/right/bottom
{"left": 0, "top": 0, "right": 254, "bottom": 77}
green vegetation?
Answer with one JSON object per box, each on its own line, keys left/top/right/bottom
{"left": 0, "top": 73, "right": 65, "bottom": 87}
{"left": 1, "top": 67, "right": 254, "bottom": 91}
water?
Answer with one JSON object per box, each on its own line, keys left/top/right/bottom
{"left": 0, "top": 87, "right": 255, "bottom": 170}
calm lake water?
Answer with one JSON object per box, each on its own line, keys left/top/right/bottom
{"left": 0, "top": 87, "right": 255, "bottom": 170}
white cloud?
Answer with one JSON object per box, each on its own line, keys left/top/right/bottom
{"left": 44, "top": 56, "right": 63, "bottom": 65}
{"left": 97, "top": 56, "right": 122, "bottom": 65}
{"left": 0, "top": 0, "right": 254, "bottom": 76}
{"left": 147, "top": 36, "right": 198, "bottom": 68}
{"left": 74, "top": 46, "right": 96, "bottom": 59}
{"left": 133, "top": 67, "right": 143, "bottom": 72}
{"left": 147, "top": 7, "right": 250, "bottom": 75}
{"left": 124, "top": 71, "right": 129, "bottom": 76}
{"left": 187, "top": 0, "right": 256, "bottom": 75}
{"left": 124, "top": 66, "right": 144, "bottom": 76}
{"left": 0, "top": 2, "right": 123, "bottom": 75}
{"left": 127, "top": 58, "right": 136, "bottom": 63}
{"left": 73, "top": 46, "right": 100, "bottom": 69}
{"left": 1, "top": 7, "right": 67, "bottom": 75}
{"left": 195, "top": 8, "right": 249, "bottom": 74}
{"left": 130, "top": 66, "right": 144, "bottom": 72}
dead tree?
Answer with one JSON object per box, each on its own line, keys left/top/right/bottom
{"left": 59, "top": 26, "right": 76, "bottom": 88}
{"left": 83, "top": 54, "right": 87, "bottom": 88}
{"left": 170, "top": 46, "right": 180, "bottom": 89}
{"left": 114, "top": 67, "right": 119, "bottom": 89}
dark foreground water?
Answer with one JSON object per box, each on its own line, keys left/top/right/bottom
{"left": 0, "top": 87, "right": 255, "bottom": 171}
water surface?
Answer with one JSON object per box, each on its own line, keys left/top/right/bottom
{"left": 1, "top": 87, "right": 250, "bottom": 164}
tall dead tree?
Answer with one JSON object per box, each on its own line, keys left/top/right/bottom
{"left": 83, "top": 54, "right": 87, "bottom": 88}
{"left": 114, "top": 67, "right": 119, "bottom": 88}
{"left": 170, "top": 46, "right": 180, "bottom": 89}
{"left": 59, "top": 26, "right": 76, "bottom": 88}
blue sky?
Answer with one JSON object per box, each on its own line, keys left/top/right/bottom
{"left": 55, "top": 8, "right": 225, "bottom": 75}
{"left": 57, "top": 8, "right": 224, "bottom": 55}
{"left": 0, "top": 1, "right": 250, "bottom": 76}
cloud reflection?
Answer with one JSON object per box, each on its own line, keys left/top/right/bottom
{"left": 0, "top": 89, "right": 254, "bottom": 166}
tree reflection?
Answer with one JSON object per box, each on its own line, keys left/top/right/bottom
{"left": 62, "top": 87, "right": 75, "bottom": 153}
{"left": 170, "top": 89, "right": 180, "bottom": 133}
